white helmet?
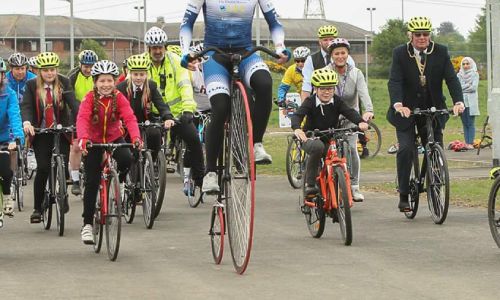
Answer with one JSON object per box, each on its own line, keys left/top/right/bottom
{"left": 293, "top": 46, "right": 311, "bottom": 59}
{"left": 144, "top": 26, "right": 168, "bottom": 46}
{"left": 91, "top": 60, "right": 119, "bottom": 78}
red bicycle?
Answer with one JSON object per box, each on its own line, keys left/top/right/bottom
{"left": 301, "top": 127, "right": 359, "bottom": 245}
{"left": 88, "top": 142, "right": 133, "bottom": 261}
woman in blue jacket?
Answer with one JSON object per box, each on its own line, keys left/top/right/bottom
{"left": 0, "top": 57, "right": 25, "bottom": 222}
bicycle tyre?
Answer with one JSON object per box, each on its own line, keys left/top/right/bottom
{"left": 225, "top": 80, "right": 255, "bottom": 274}
{"left": 105, "top": 170, "right": 121, "bottom": 261}
{"left": 55, "top": 157, "right": 66, "bottom": 237}
{"left": 286, "top": 137, "right": 304, "bottom": 189}
{"left": 334, "top": 166, "right": 352, "bottom": 246}
{"left": 405, "top": 149, "right": 420, "bottom": 219}
{"left": 93, "top": 186, "right": 103, "bottom": 253}
{"left": 142, "top": 151, "right": 156, "bottom": 229}
{"left": 340, "top": 140, "right": 353, "bottom": 179}
{"left": 303, "top": 172, "right": 325, "bottom": 238}
{"left": 210, "top": 205, "right": 225, "bottom": 264}
{"left": 187, "top": 179, "right": 203, "bottom": 208}
{"left": 15, "top": 156, "right": 24, "bottom": 211}
{"left": 365, "top": 121, "right": 382, "bottom": 158}
{"left": 177, "top": 139, "right": 186, "bottom": 181}
{"left": 154, "top": 150, "right": 167, "bottom": 218}
{"left": 122, "top": 167, "right": 136, "bottom": 224}
{"left": 425, "top": 144, "right": 449, "bottom": 224}
{"left": 42, "top": 186, "right": 52, "bottom": 230}
{"left": 488, "top": 176, "right": 500, "bottom": 248}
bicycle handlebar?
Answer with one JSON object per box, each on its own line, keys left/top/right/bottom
{"left": 34, "top": 125, "right": 75, "bottom": 134}
{"left": 306, "top": 127, "right": 362, "bottom": 138}
{"left": 410, "top": 107, "right": 452, "bottom": 116}
{"left": 191, "top": 46, "right": 281, "bottom": 61}
{"left": 87, "top": 143, "right": 134, "bottom": 150}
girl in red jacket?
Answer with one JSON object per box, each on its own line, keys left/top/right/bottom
{"left": 76, "top": 60, "right": 141, "bottom": 244}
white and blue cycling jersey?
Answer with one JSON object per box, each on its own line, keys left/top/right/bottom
{"left": 179, "top": 0, "right": 286, "bottom": 98}
{"left": 180, "top": 0, "right": 285, "bottom": 53}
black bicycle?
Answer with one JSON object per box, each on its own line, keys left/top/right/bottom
{"left": 36, "top": 125, "right": 73, "bottom": 236}
{"left": 122, "top": 122, "right": 158, "bottom": 229}
{"left": 477, "top": 116, "right": 492, "bottom": 155}
{"left": 488, "top": 167, "right": 500, "bottom": 247}
{"left": 403, "top": 107, "right": 450, "bottom": 224}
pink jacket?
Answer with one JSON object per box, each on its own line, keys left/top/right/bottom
{"left": 76, "top": 90, "right": 140, "bottom": 143}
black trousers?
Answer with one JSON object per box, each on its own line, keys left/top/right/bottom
{"left": 302, "top": 139, "right": 327, "bottom": 186}
{"left": 82, "top": 137, "right": 133, "bottom": 225}
{"left": 0, "top": 151, "right": 12, "bottom": 195}
{"left": 171, "top": 120, "right": 205, "bottom": 181}
{"left": 33, "top": 133, "right": 70, "bottom": 211}
{"left": 395, "top": 116, "right": 443, "bottom": 195}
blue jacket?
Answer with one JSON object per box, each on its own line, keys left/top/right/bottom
{"left": 6, "top": 70, "right": 36, "bottom": 104}
{"left": 0, "top": 86, "right": 25, "bottom": 145}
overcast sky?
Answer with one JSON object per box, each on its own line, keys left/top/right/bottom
{"left": 1, "top": 0, "right": 485, "bottom": 37}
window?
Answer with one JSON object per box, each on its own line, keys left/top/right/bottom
{"left": 30, "top": 41, "right": 37, "bottom": 52}
{"left": 46, "top": 41, "right": 53, "bottom": 51}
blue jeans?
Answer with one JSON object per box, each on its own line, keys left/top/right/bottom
{"left": 460, "top": 107, "right": 476, "bottom": 144}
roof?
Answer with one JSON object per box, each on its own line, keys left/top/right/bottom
{"left": 0, "top": 14, "right": 372, "bottom": 42}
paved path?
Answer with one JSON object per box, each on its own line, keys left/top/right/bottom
{"left": 1, "top": 175, "right": 500, "bottom": 299}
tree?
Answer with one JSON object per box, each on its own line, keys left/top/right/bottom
{"left": 78, "top": 39, "right": 108, "bottom": 61}
{"left": 467, "top": 7, "right": 486, "bottom": 65}
{"left": 433, "top": 22, "right": 465, "bottom": 56}
{"left": 370, "top": 19, "right": 408, "bottom": 78}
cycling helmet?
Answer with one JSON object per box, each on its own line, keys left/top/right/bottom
{"left": 144, "top": 26, "right": 168, "bottom": 46}
{"left": 328, "top": 38, "right": 351, "bottom": 53}
{"left": 317, "top": 25, "right": 338, "bottom": 38}
{"left": 36, "top": 52, "right": 60, "bottom": 68}
{"left": 79, "top": 50, "right": 98, "bottom": 65}
{"left": 0, "top": 58, "right": 7, "bottom": 72}
{"left": 189, "top": 43, "right": 204, "bottom": 53}
{"left": 167, "top": 45, "right": 182, "bottom": 56}
{"left": 408, "top": 16, "right": 432, "bottom": 32}
{"left": 490, "top": 167, "right": 500, "bottom": 179}
{"left": 311, "top": 68, "right": 338, "bottom": 87}
{"left": 293, "top": 46, "right": 311, "bottom": 59}
{"left": 8, "top": 52, "right": 28, "bottom": 67}
{"left": 28, "top": 56, "right": 39, "bottom": 68}
{"left": 91, "top": 60, "right": 119, "bottom": 78}
{"left": 127, "top": 54, "right": 151, "bottom": 71}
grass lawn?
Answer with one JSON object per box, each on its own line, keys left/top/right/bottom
{"left": 364, "top": 178, "right": 494, "bottom": 208}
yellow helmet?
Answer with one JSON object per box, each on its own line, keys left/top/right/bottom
{"left": 311, "top": 68, "right": 338, "bottom": 87}
{"left": 490, "top": 167, "right": 500, "bottom": 180}
{"left": 317, "top": 25, "right": 338, "bottom": 38}
{"left": 127, "top": 54, "right": 151, "bottom": 71}
{"left": 408, "top": 16, "right": 432, "bottom": 32}
{"left": 167, "top": 45, "right": 182, "bottom": 56}
{"left": 36, "top": 52, "right": 60, "bottom": 68}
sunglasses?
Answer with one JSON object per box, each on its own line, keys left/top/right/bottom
{"left": 414, "top": 32, "right": 430, "bottom": 37}
{"left": 295, "top": 59, "right": 306, "bottom": 63}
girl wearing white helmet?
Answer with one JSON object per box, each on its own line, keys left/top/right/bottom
{"left": 76, "top": 60, "right": 142, "bottom": 244}
{"left": 276, "top": 46, "right": 310, "bottom": 106}
{"left": 21, "top": 52, "right": 79, "bottom": 224}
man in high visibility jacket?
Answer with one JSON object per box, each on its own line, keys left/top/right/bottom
{"left": 145, "top": 26, "right": 204, "bottom": 195}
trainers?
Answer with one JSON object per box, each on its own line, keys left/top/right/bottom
{"left": 304, "top": 184, "right": 318, "bottom": 196}
{"left": 202, "top": 172, "right": 219, "bottom": 194}
{"left": 254, "top": 143, "right": 272, "bottom": 165}
{"left": 71, "top": 181, "right": 82, "bottom": 196}
{"left": 351, "top": 185, "right": 365, "bottom": 202}
{"left": 30, "top": 210, "right": 42, "bottom": 224}
{"left": 398, "top": 194, "right": 411, "bottom": 212}
{"left": 3, "top": 196, "right": 15, "bottom": 217}
{"left": 183, "top": 180, "right": 194, "bottom": 196}
{"left": 360, "top": 147, "right": 369, "bottom": 159}
{"left": 81, "top": 224, "right": 94, "bottom": 244}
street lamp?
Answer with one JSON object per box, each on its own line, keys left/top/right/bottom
{"left": 40, "top": 0, "right": 46, "bottom": 52}
{"left": 134, "top": 5, "right": 144, "bottom": 53}
{"left": 366, "top": 7, "right": 376, "bottom": 33}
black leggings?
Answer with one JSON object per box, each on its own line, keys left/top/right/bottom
{"left": 33, "top": 133, "right": 70, "bottom": 211}
{"left": 82, "top": 137, "right": 133, "bottom": 225}
{"left": 205, "top": 70, "right": 272, "bottom": 172}
{"left": 171, "top": 120, "right": 205, "bottom": 181}
{"left": 0, "top": 151, "right": 13, "bottom": 195}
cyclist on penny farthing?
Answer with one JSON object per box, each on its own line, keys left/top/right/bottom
{"left": 6, "top": 52, "right": 36, "bottom": 104}
{"left": 291, "top": 69, "right": 368, "bottom": 197}
{"left": 179, "top": 0, "right": 291, "bottom": 193}
{"left": 0, "top": 57, "right": 25, "bottom": 225}
{"left": 21, "top": 52, "right": 79, "bottom": 224}
{"left": 67, "top": 50, "right": 99, "bottom": 196}
{"left": 76, "top": 60, "right": 141, "bottom": 244}
{"left": 116, "top": 54, "right": 176, "bottom": 162}
{"left": 144, "top": 26, "right": 205, "bottom": 195}
{"left": 387, "top": 16, "right": 464, "bottom": 212}
{"left": 276, "top": 46, "right": 310, "bottom": 107}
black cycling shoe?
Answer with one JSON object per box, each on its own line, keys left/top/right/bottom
{"left": 71, "top": 181, "right": 82, "bottom": 196}
{"left": 398, "top": 194, "right": 411, "bottom": 212}
{"left": 304, "top": 184, "right": 319, "bottom": 196}
{"left": 30, "top": 210, "right": 42, "bottom": 224}
{"left": 360, "top": 147, "right": 370, "bottom": 159}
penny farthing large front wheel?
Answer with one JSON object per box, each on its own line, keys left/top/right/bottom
{"left": 226, "top": 80, "right": 255, "bottom": 274}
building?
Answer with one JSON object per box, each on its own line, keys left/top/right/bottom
{"left": 0, "top": 14, "right": 372, "bottom": 65}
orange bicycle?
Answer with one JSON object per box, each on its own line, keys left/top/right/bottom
{"left": 301, "top": 127, "right": 359, "bottom": 245}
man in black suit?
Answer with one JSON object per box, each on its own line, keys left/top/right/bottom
{"left": 387, "top": 16, "right": 465, "bottom": 212}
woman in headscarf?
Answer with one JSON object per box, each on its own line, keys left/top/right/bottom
{"left": 457, "top": 57, "right": 480, "bottom": 150}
